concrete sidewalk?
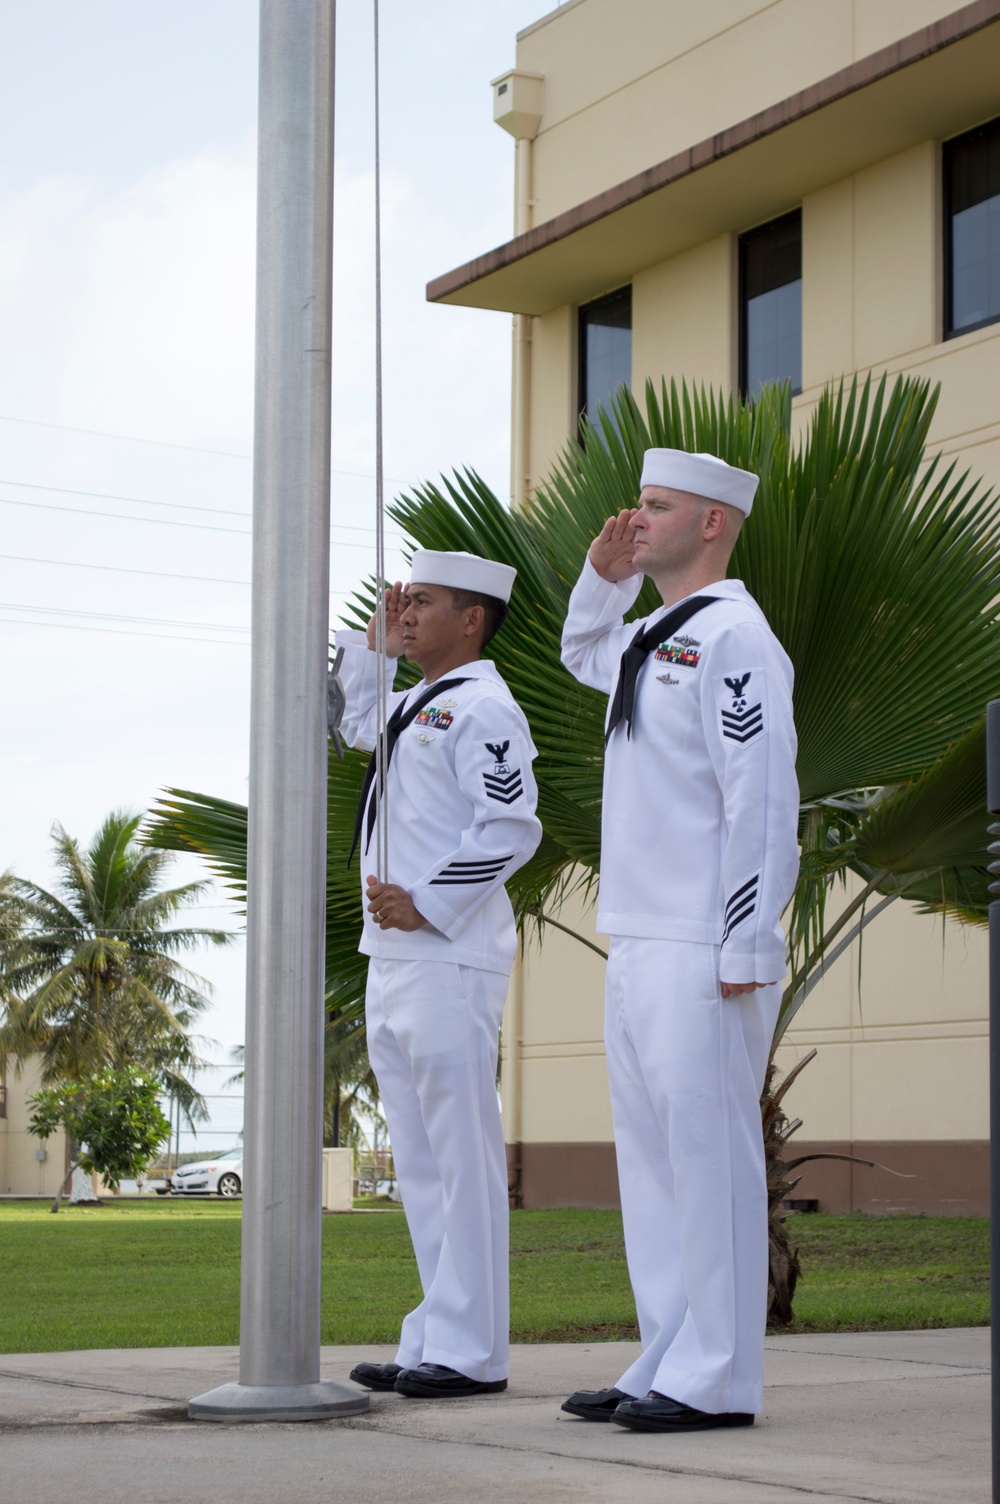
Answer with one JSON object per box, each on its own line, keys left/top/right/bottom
{"left": 0, "top": 1329, "right": 989, "bottom": 1503}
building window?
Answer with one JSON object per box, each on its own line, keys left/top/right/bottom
{"left": 945, "top": 116, "right": 1000, "bottom": 339}
{"left": 578, "top": 285, "right": 632, "bottom": 433}
{"left": 739, "top": 210, "right": 802, "bottom": 399}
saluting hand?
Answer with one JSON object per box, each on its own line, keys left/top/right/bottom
{"left": 365, "top": 877, "right": 426, "bottom": 932}
{"left": 366, "top": 581, "right": 409, "bottom": 658}
{"left": 589, "top": 509, "right": 639, "bottom": 582}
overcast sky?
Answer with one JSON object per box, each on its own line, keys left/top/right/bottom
{"left": 0, "top": 0, "right": 551, "bottom": 1150}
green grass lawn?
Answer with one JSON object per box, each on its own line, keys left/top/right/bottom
{"left": 0, "top": 1200, "right": 987, "bottom": 1354}
{"left": 786, "top": 1211, "right": 989, "bottom": 1333}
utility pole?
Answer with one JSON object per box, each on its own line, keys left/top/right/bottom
{"left": 189, "top": 0, "right": 366, "bottom": 1422}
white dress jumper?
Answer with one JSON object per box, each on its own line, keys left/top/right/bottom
{"left": 561, "top": 563, "right": 799, "bottom": 1415}
{"left": 335, "top": 632, "right": 541, "bottom": 1383}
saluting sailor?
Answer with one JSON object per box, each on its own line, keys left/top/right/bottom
{"left": 336, "top": 550, "right": 541, "bottom": 1399}
{"left": 560, "top": 449, "right": 799, "bottom": 1432}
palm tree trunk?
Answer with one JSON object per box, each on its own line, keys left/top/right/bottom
{"left": 761, "top": 1060, "right": 803, "bottom": 1324}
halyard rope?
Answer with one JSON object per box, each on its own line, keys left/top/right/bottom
{"left": 372, "top": 0, "right": 389, "bottom": 885}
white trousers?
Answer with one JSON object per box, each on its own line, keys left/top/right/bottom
{"left": 605, "top": 937, "right": 779, "bottom": 1415}
{"left": 365, "top": 956, "right": 510, "bottom": 1383}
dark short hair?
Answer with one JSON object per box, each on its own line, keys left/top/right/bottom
{"left": 448, "top": 587, "right": 509, "bottom": 648}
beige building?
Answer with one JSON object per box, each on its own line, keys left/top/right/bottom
{"left": 429, "top": 0, "right": 1000, "bottom": 1214}
{"left": 0, "top": 1059, "right": 68, "bottom": 1198}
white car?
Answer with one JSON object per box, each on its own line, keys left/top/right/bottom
{"left": 170, "top": 1148, "right": 243, "bottom": 1198}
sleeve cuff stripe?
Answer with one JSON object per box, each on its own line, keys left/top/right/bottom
{"left": 441, "top": 858, "right": 512, "bottom": 872}
{"left": 722, "top": 902, "right": 756, "bottom": 943}
{"left": 725, "top": 875, "right": 759, "bottom": 914}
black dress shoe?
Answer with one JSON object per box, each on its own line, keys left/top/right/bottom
{"left": 560, "top": 1386, "right": 630, "bottom": 1421}
{"left": 612, "top": 1391, "right": 754, "bottom": 1432}
{"left": 349, "top": 1361, "right": 404, "bottom": 1392}
{"left": 394, "top": 1363, "right": 507, "bottom": 1398}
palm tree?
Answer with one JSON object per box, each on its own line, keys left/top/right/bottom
{"left": 224, "top": 1010, "right": 379, "bottom": 1150}
{"left": 0, "top": 810, "right": 234, "bottom": 1127}
{"left": 146, "top": 372, "right": 999, "bottom": 1318}
{"left": 324, "top": 1009, "right": 381, "bottom": 1150}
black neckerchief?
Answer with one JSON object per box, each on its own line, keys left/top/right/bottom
{"left": 605, "top": 596, "right": 719, "bottom": 744}
{"left": 348, "top": 676, "right": 472, "bottom": 864}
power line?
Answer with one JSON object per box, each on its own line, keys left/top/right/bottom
{"left": 0, "top": 412, "right": 253, "bottom": 460}
{"left": 0, "top": 493, "right": 249, "bottom": 536}
{"left": 0, "top": 553, "right": 250, "bottom": 587}
{"left": 0, "top": 475, "right": 408, "bottom": 536}
{"left": 0, "top": 600, "right": 249, "bottom": 633}
{"left": 0, "top": 615, "right": 251, "bottom": 646}
{"left": 0, "top": 476, "right": 253, "bottom": 520}
{"left": 5, "top": 918, "right": 242, "bottom": 939}
{"left": 0, "top": 552, "right": 356, "bottom": 595}
{"left": 0, "top": 493, "right": 410, "bottom": 548}
{"left": 0, "top": 411, "right": 411, "bottom": 484}
{"left": 1, "top": 592, "right": 365, "bottom": 642}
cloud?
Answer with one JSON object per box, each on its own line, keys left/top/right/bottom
{"left": 0, "top": 137, "right": 511, "bottom": 499}
{"left": 0, "top": 141, "right": 258, "bottom": 451}
{"left": 330, "top": 158, "right": 512, "bottom": 504}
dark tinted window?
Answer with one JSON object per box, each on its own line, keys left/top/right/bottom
{"left": 945, "top": 117, "right": 1000, "bottom": 338}
{"left": 739, "top": 211, "right": 802, "bottom": 398}
{"left": 578, "top": 286, "right": 632, "bottom": 434}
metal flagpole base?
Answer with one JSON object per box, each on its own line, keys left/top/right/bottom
{"left": 188, "top": 1380, "right": 369, "bottom": 1423}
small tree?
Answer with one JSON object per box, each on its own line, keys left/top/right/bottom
{"left": 0, "top": 810, "right": 233, "bottom": 1126}
{"left": 29, "top": 1066, "right": 171, "bottom": 1213}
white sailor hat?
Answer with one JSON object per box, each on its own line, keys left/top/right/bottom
{"left": 409, "top": 549, "right": 516, "bottom": 603}
{"left": 640, "top": 448, "right": 759, "bottom": 516}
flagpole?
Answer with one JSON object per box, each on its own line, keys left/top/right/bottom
{"left": 189, "top": 0, "right": 366, "bottom": 1422}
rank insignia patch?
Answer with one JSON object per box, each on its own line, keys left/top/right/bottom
{"left": 720, "top": 671, "right": 764, "bottom": 743}
{"left": 655, "top": 642, "right": 701, "bottom": 668}
{"left": 483, "top": 740, "right": 523, "bottom": 804}
{"left": 415, "top": 705, "right": 454, "bottom": 731}
{"left": 722, "top": 873, "right": 759, "bottom": 943}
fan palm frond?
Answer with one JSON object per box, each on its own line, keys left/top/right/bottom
{"left": 144, "top": 373, "right": 1000, "bottom": 1057}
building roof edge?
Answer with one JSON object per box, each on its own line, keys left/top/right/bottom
{"left": 428, "top": 0, "right": 1000, "bottom": 307}
{"left": 515, "top": 0, "right": 589, "bottom": 44}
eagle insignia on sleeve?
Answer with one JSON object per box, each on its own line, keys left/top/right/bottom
{"left": 483, "top": 740, "right": 523, "bottom": 804}
{"left": 721, "top": 673, "right": 764, "bottom": 742}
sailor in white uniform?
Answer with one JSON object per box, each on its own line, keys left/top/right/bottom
{"left": 559, "top": 449, "right": 799, "bottom": 1432}
{"left": 336, "top": 549, "right": 541, "bottom": 1399}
